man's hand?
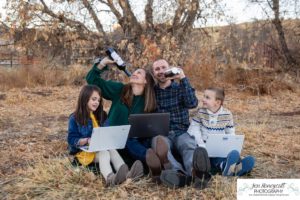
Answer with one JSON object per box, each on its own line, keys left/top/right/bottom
{"left": 166, "top": 67, "right": 186, "bottom": 81}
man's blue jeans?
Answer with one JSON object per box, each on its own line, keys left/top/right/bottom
{"left": 158, "top": 132, "right": 197, "bottom": 176}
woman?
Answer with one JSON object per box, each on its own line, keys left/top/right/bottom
{"left": 86, "top": 57, "right": 169, "bottom": 179}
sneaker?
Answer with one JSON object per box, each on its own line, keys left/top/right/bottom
{"left": 192, "top": 147, "right": 211, "bottom": 189}
{"left": 127, "top": 160, "right": 144, "bottom": 181}
{"left": 153, "top": 136, "right": 171, "bottom": 170}
{"left": 235, "top": 156, "right": 255, "bottom": 176}
{"left": 160, "top": 169, "right": 192, "bottom": 189}
{"left": 146, "top": 148, "right": 162, "bottom": 180}
{"left": 222, "top": 150, "right": 240, "bottom": 176}
{"left": 106, "top": 164, "right": 128, "bottom": 186}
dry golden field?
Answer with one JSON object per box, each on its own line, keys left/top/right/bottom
{"left": 0, "top": 82, "right": 299, "bottom": 199}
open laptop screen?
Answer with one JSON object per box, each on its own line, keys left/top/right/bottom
{"left": 80, "top": 125, "right": 131, "bottom": 152}
{"left": 128, "top": 113, "right": 170, "bottom": 138}
{"left": 204, "top": 134, "right": 245, "bottom": 158}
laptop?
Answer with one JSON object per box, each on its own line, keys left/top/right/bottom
{"left": 80, "top": 125, "right": 131, "bottom": 152}
{"left": 128, "top": 113, "right": 170, "bottom": 138}
{"left": 203, "top": 134, "right": 245, "bottom": 158}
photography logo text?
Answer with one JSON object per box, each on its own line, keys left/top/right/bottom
{"left": 237, "top": 179, "right": 300, "bottom": 200}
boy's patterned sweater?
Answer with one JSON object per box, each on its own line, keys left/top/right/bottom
{"left": 187, "top": 106, "right": 235, "bottom": 147}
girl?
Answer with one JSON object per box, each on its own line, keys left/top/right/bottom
{"left": 86, "top": 57, "right": 169, "bottom": 179}
{"left": 67, "top": 85, "right": 143, "bottom": 186}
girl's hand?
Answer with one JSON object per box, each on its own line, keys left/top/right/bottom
{"left": 97, "top": 57, "right": 115, "bottom": 69}
{"left": 79, "top": 138, "right": 89, "bottom": 146}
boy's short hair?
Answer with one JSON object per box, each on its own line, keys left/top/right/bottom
{"left": 206, "top": 87, "right": 225, "bottom": 105}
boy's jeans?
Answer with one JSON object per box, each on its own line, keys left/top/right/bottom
{"left": 210, "top": 157, "right": 226, "bottom": 172}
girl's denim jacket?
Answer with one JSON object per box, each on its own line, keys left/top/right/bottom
{"left": 67, "top": 114, "right": 94, "bottom": 155}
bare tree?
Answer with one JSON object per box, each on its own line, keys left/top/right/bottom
{"left": 4, "top": 0, "right": 224, "bottom": 66}
{"left": 249, "top": 0, "right": 299, "bottom": 71}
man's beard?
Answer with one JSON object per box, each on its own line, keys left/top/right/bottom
{"left": 157, "top": 74, "right": 167, "bottom": 83}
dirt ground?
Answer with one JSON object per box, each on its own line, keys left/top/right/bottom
{"left": 0, "top": 86, "right": 299, "bottom": 199}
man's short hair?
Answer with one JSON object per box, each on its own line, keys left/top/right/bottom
{"left": 152, "top": 59, "right": 169, "bottom": 70}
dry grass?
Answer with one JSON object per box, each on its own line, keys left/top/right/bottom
{"left": 1, "top": 156, "right": 240, "bottom": 199}
{"left": 2, "top": 157, "right": 209, "bottom": 199}
{"left": 0, "top": 64, "right": 88, "bottom": 91}
{"left": 0, "top": 68, "right": 299, "bottom": 199}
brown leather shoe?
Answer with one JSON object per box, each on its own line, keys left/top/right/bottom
{"left": 192, "top": 147, "right": 212, "bottom": 190}
{"left": 153, "top": 136, "right": 171, "bottom": 170}
{"left": 146, "top": 148, "right": 161, "bottom": 181}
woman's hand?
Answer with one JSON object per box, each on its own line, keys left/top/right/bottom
{"left": 97, "top": 57, "right": 115, "bottom": 70}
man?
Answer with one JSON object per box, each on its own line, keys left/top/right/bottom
{"left": 149, "top": 59, "right": 211, "bottom": 189}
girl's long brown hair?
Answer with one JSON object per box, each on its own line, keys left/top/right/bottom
{"left": 74, "top": 85, "right": 107, "bottom": 126}
{"left": 121, "top": 69, "right": 156, "bottom": 113}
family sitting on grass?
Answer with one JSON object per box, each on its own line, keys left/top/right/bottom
{"left": 67, "top": 56, "right": 255, "bottom": 188}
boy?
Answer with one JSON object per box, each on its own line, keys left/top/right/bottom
{"left": 187, "top": 87, "right": 255, "bottom": 176}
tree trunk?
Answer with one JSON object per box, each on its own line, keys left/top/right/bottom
{"left": 271, "top": 0, "right": 298, "bottom": 70}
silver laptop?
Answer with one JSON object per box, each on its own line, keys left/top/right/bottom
{"left": 128, "top": 113, "right": 170, "bottom": 138}
{"left": 204, "top": 134, "right": 245, "bottom": 158}
{"left": 80, "top": 125, "right": 131, "bottom": 152}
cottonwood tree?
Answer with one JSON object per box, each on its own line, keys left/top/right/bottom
{"left": 4, "top": 0, "right": 224, "bottom": 67}
{"left": 249, "top": 0, "right": 299, "bottom": 72}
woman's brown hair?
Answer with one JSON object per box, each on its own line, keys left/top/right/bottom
{"left": 74, "top": 85, "right": 107, "bottom": 126}
{"left": 121, "top": 69, "right": 156, "bottom": 112}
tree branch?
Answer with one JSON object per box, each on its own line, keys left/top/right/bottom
{"left": 181, "top": 0, "right": 199, "bottom": 30}
{"left": 0, "top": 21, "right": 9, "bottom": 31}
{"left": 172, "top": 0, "right": 199, "bottom": 42}
{"left": 81, "top": 0, "right": 107, "bottom": 41}
{"left": 39, "top": 0, "right": 90, "bottom": 33}
{"left": 173, "top": 0, "right": 186, "bottom": 29}
{"left": 105, "top": 0, "right": 122, "bottom": 21}
{"left": 106, "top": 0, "right": 142, "bottom": 39}
{"left": 145, "top": 0, "right": 154, "bottom": 32}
